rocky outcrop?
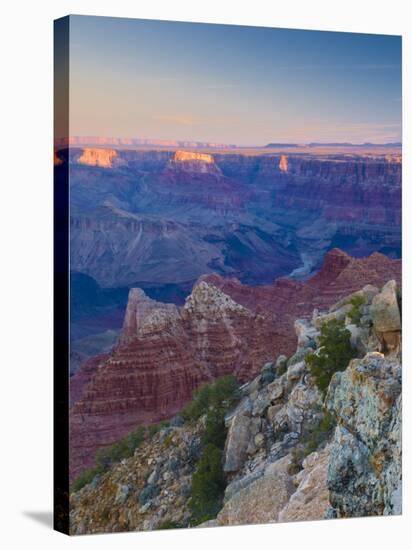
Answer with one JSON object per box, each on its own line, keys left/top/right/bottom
{"left": 202, "top": 248, "right": 401, "bottom": 358}
{"left": 217, "top": 278, "right": 402, "bottom": 525}
{"left": 70, "top": 423, "right": 203, "bottom": 534}
{"left": 70, "top": 279, "right": 402, "bottom": 533}
{"left": 120, "top": 288, "right": 179, "bottom": 343}
{"left": 70, "top": 251, "right": 401, "bottom": 479}
{"left": 326, "top": 353, "right": 402, "bottom": 517}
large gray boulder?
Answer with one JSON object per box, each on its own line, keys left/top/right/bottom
{"left": 370, "top": 280, "right": 401, "bottom": 354}
{"left": 370, "top": 280, "right": 401, "bottom": 333}
{"left": 224, "top": 413, "right": 256, "bottom": 473}
{"left": 217, "top": 455, "right": 294, "bottom": 526}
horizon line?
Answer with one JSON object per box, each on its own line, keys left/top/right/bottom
{"left": 55, "top": 135, "right": 402, "bottom": 149}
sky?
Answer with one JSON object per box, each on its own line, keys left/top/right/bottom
{"left": 65, "top": 15, "right": 402, "bottom": 146}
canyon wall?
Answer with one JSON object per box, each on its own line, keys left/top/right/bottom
{"left": 65, "top": 147, "right": 401, "bottom": 291}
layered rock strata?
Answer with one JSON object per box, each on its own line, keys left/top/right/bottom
{"left": 70, "top": 250, "right": 401, "bottom": 479}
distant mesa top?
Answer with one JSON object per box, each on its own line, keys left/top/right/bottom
{"left": 173, "top": 150, "right": 214, "bottom": 164}
{"left": 78, "top": 147, "right": 118, "bottom": 168}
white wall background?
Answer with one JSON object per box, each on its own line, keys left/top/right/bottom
{"left": 0, "top": 0, "right": 410, "bottom": 548}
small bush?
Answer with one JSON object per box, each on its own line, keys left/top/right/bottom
{"left": 348, "top": 295, "right": 367, "bottom": 325}
{"left": 277, "top": 362, "right": 287, "bottom": 376}
{"left": 95, "top": 426, "right": 145, "bottom": 470}
{"left": 306, "top": 319, "right": 356, "bottom": 395}
{"left": 147, "top": 421, "right": 170, "bottom": 439}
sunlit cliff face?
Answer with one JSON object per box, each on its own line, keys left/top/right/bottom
{"left": 78, "top": 147, "right": 118, "bottom": 168}
{"left": 279, "top": 154, "right": 288, "bottom": 172}
{"left": 54, "top": 151, "right": 63, "bottom": 166}
{"left": 173, "top": 150, "right": 214, "bottom": 164}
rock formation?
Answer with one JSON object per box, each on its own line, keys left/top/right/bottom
{"left": 77, "top": 147, "right": 119, "bottom": 168}
{"left": 69, "top": 281, "right": 279, "bottom": 479}
{"left": 279, "top": 154, "right": 288, "bottom": 172}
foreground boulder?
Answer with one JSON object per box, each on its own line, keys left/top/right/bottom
{"left": 217, "top": 455, "right": 294, "bottom": 526}
{"left": 278, "top": 445, "right": 331, "bottom": 523}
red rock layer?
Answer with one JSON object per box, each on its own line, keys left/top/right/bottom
{"left": 70, "top": 249, "right": 401, "bottom": 480}
{"left": 203, "top": 248, "right": 401, "bottom": 317}
{"left": 70, "top": 353, "right": 110, "bottom": 406}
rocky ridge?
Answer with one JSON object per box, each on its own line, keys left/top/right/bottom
{"left": 70, "top": 278, "right": 401, "bottom": 533}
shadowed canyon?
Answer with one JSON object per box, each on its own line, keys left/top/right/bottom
{"left": 56, "top": 144, "right": 402, "bottom": 479}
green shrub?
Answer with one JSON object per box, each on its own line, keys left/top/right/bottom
{"left": 348, "top": 295, "right": 367, "bottom": 325}
{"left": 189, "top": 444, "right": 226, "bottom": 525}
{"left": 182, "top": 375, "right": 240, "bottom": 422}
{"left": 95, "top": 426, "right": 145, "bottom": 470}
{"left": 184, "top": 375, "right": 240, "bottom": 525}
{"left": 202, "top": 407, "right": 227, "bottom": 448}
{"left": 306, "top": 319, "right": 356, "bottom": 395}
{"left": 147, "top": 421, "right": 170, "bottom": 438}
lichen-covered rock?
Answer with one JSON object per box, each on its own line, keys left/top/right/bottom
{"left": 278, "top": 445, "right": 331, "bottom": 522}
{"left": 272, "top": 380, "right": 322, "bottom": 438}
{"left": 294, "top": 319, "right": 319, "bottom": 349}
{"left": 326, "top": 352, "right": 401, "bottom": 517}
{"left": 217, "top": 455, "right": 294, "bottom": 526}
